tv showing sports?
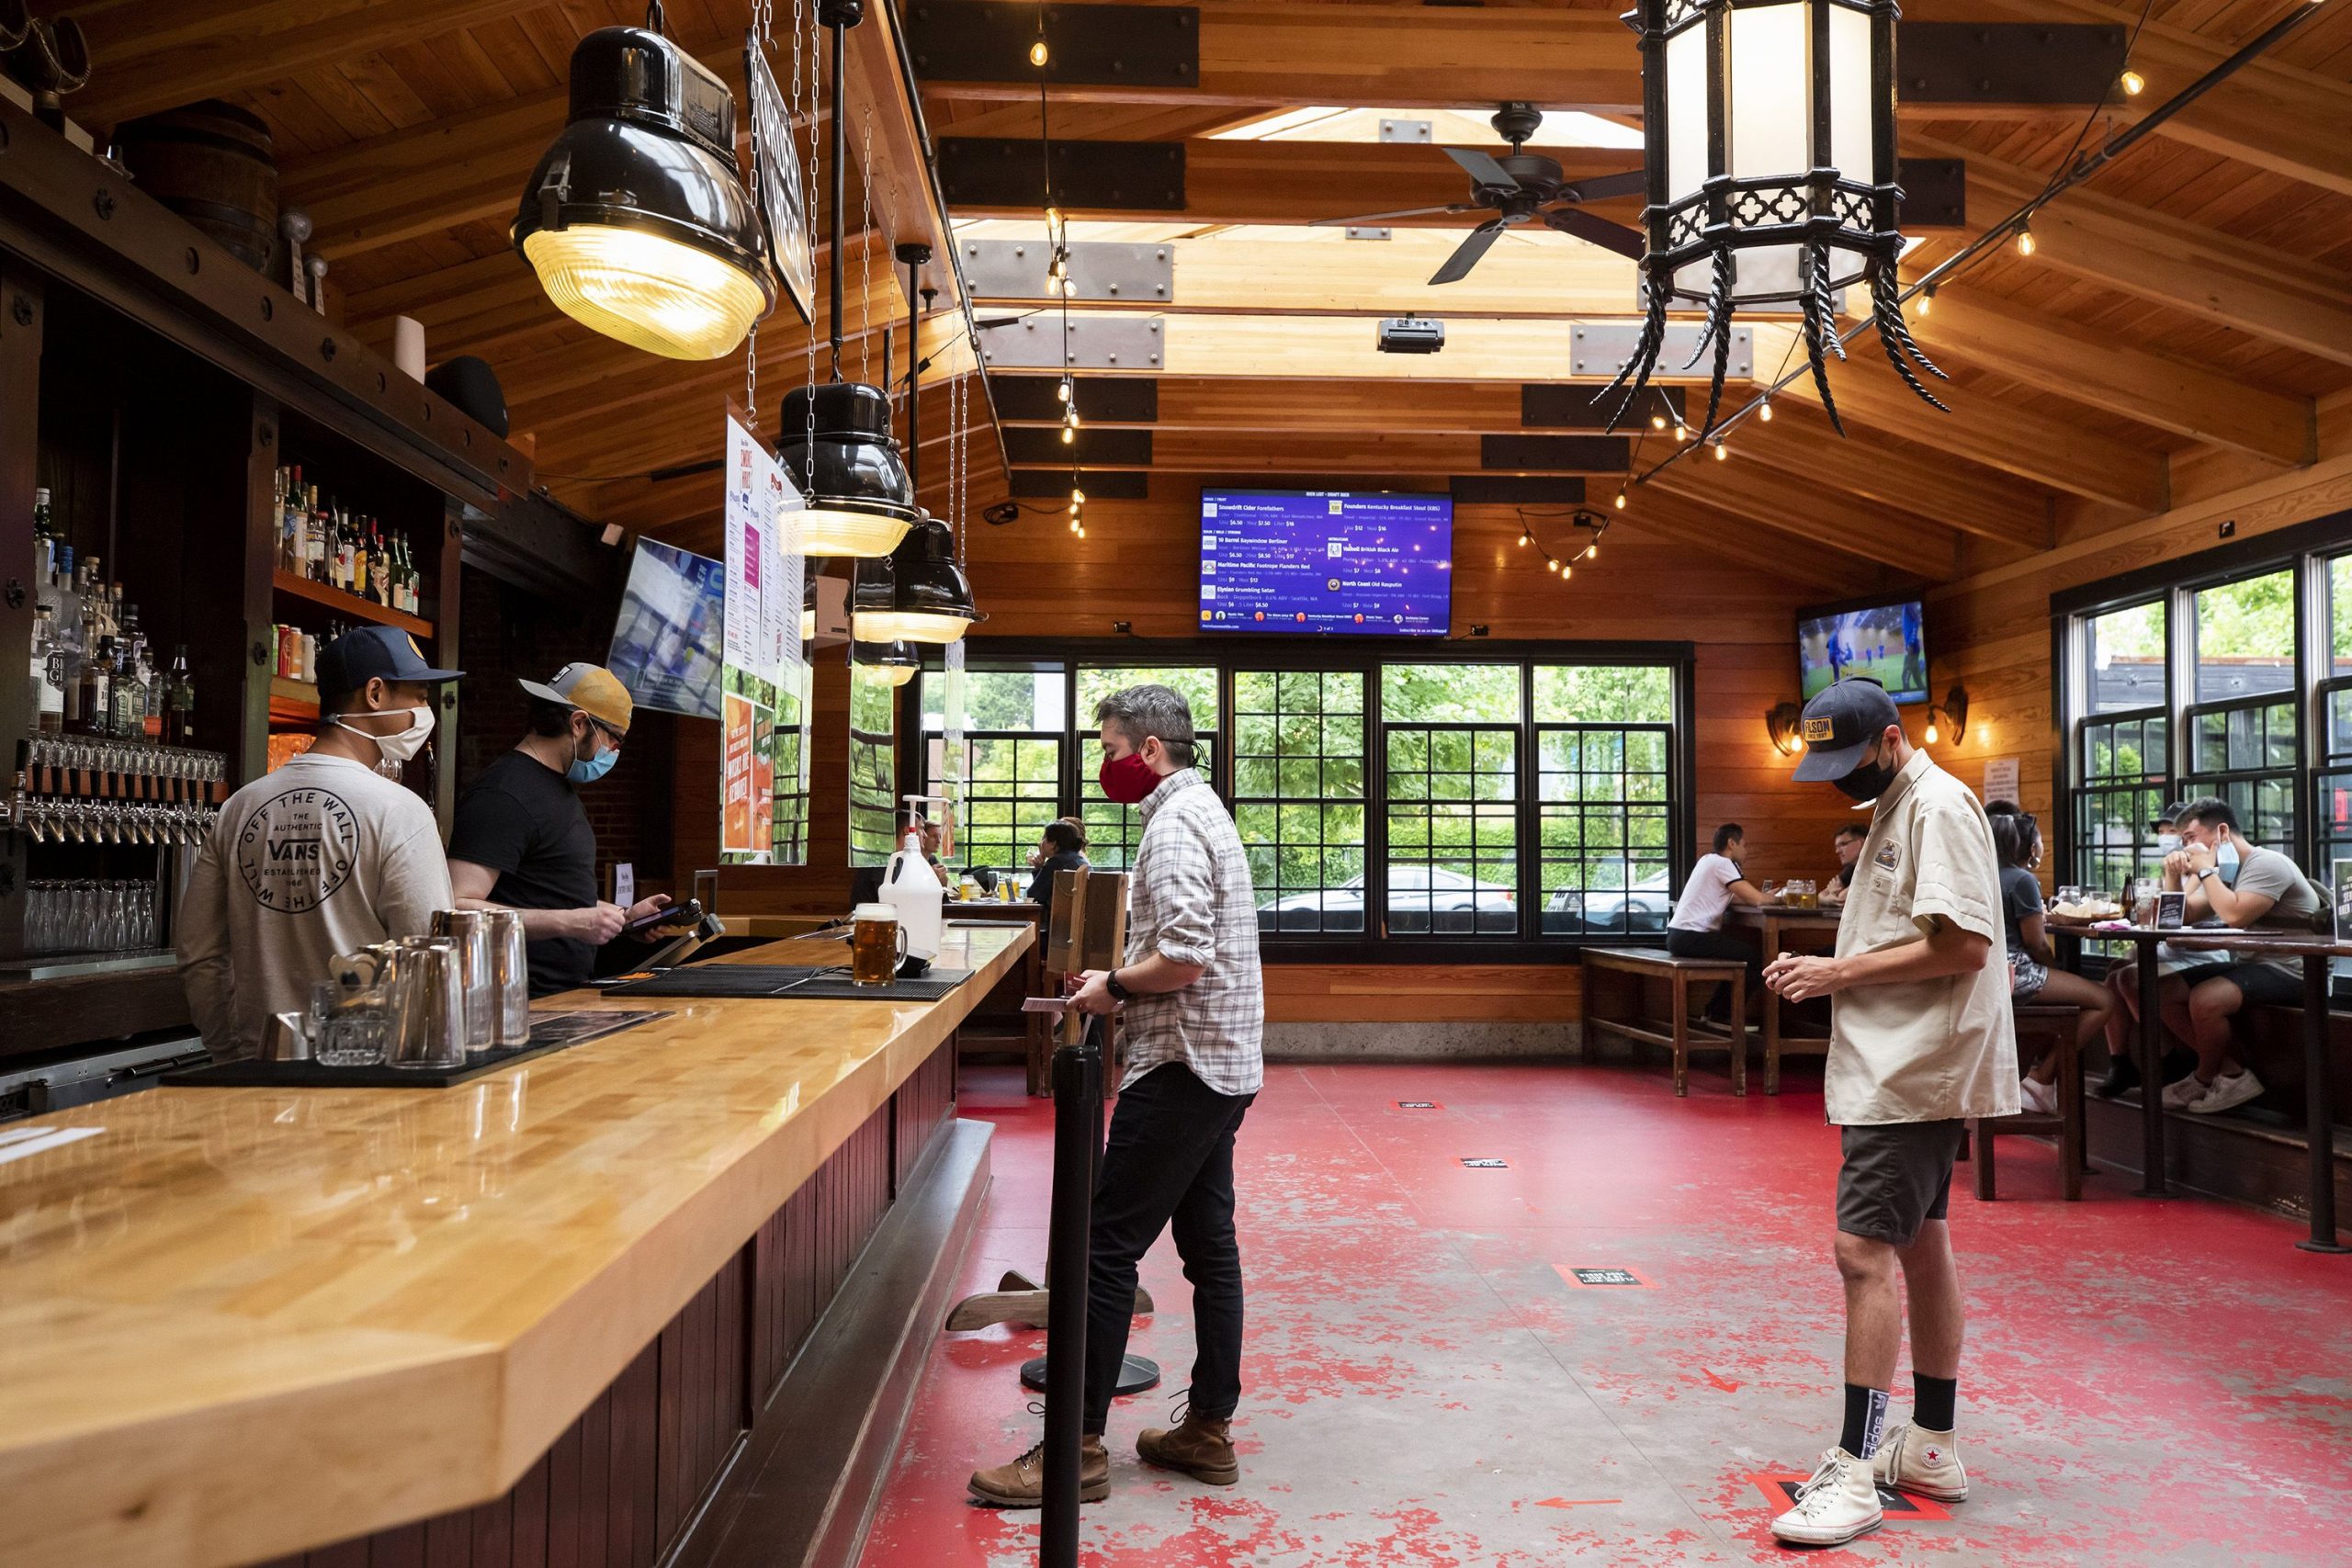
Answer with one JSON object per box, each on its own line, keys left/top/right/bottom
{"left": 1798, "top": 597, "right": 1928, "bottom": 705}
{"left": 607, "top": 538, "right": 726, "bottom": 719}
{"left": 1199, "top": 489, "right": 1452, "bottom": 637}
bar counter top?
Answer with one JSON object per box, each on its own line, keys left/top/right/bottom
{"left": 0, "top": 924, "right": 1030, "bottom": 1568}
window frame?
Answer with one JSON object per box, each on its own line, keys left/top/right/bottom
{"left": 904, "top": 637, "right": 1696, "bottom": 962}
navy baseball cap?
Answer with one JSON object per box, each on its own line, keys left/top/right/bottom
{"left": 2151, "top": 800, "right": 2188, "bottom": 829}
{"left": 1792, "top": 677, "right": 1902, "bottom": 783}
{"left": 315, "top": 626, "right": 463, "bottom": 694}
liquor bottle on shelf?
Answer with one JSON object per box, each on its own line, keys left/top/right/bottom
{"left": 305, "top": 484, "right": 327, "bottom": 582}
{"left": 63, "top": 598, "right": 96, "bottom": 731}
{"left": 111, "top": 634, "right": 146, "bottom": 739}
{"left": 30, "top": 485, "right": 54, "bottom": 586}
{"left": 74, "top": 635, "right": 114, "bottom": 738}
{"left": 368, "top": 522, "right": 387, "bottom": 606}
{"left": 141, "top": 637, "right": 164, "bottom": 739}
{"left": 30, "top": 604, "right": 63, "bottom": 735}
{"left": 279, "top": 465, "right": 304, "bottom": 570}
{"left": 164, "top": 645, "right": 194, "bottom": 747}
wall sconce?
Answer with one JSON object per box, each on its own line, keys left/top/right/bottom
{"left": 1765, "top": 701, "right": 1805, "bottom": 758}
{"left": 1925, "top": 684, "right": 1970, "bottom": 747}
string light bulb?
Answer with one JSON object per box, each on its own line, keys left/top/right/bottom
{"left": 2015, "top": 223, "right": 2037, "bottom": 257}
{"left": 1029, "top": 39, "right": 1049, "bottom": 67}
{"left": 1070, "top": 487, "right": 1085, "bottom": 506}
{"left": 1585, "top": 543, "right": 1599, "bottom": 559}
{"left": 1758, "top": 397, "right": 1773, "bottom": 423}
{"left": 2120, "top": 67, "right": 2144, "bottom": 96}
{"left": 1057, "top": 378, "right": 1072, "bottom": 403}
{"left": 1650, "top": 412, "right": 1668, "bottom": 431}
{"left": 1612, "top": 491, "right": 1626, "bottom": 512}
{"left": 1713, "top": 438, "right": 1729, "bottom": 461}
{"left": 1546, "top": 558, "right": 1559, "bottom": 573}
{"left": 1518, "top": 531, "right": 1530, "bottom": 547}
{"left": 1061, "top": 424, "right": 1075, "bottom": 445}
{"left": 1918, "top": 285, "right": 1936, "bottom": 317}
{"left": 1673, "top": 421, "right": 1689, "bottom": 443}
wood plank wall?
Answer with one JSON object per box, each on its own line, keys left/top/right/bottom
{"left": 253, "top": 1041, "right": 955, "bottom": 1568}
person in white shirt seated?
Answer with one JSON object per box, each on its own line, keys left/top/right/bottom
{"left": 1666, "top": 822, "right": 1770, "bottom": 1022}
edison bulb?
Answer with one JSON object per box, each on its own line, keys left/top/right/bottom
{"left": 1673, "top": 422, "right": 1689, "bottom": 443}
{"left": 1650, "top": 413, "right": 1667, "bottom": 431}
{"left": 1029, "top": 39, "right": 1049, "bottom": 66}
{"left": 2016, "top": 225, "right": 2037, "bottom": 257}
{"left": 1926, "top": 720, "right": 1940, "bottom": 745}
{"left": 2120, "top": 68, "right": 2144, "bottom": 96}
{"left": 1713, "top": 440, "right": 1729, "bottom": 461}
{"left": 1758, "top": 399, "right": 1773, "bottom": 423}
{"left": 1612, "top": 492, "right": 1626, "bottom": 512}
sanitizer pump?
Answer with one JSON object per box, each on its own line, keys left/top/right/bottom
{"left": 880, "top": 815, "right": 944, "bottom": 969}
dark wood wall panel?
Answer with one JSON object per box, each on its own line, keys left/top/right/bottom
{"left": 274, "top": 1076, "right": 938, "bottom": 1568}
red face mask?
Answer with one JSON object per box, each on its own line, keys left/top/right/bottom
{"left": 1098, "top": 749, "right": 1159, "bottom": 805}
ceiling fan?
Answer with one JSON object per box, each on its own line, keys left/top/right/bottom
{"left": 1311, "top": 103, "right": 1648, "bottom": 285}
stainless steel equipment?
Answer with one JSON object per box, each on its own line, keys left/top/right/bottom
{"left": 385, "top": 936, "right": 468, "bottom": 1068}
{"left": 429, "top": 908, "right": 493, "bottom": 1051}
{"left": 485, "top": 908, "right": 530, "bottom": 1046}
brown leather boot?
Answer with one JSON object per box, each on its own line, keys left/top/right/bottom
{"left": 967, "top": 1434, "right": 1110, "bottom": 1506}
{"left": 1136, "top": 1413, "right": 1238, "bottom": 1486}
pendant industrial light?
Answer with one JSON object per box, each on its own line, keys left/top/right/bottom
{"left": 512, "top": 4, "right": 775, "bottom": 360}
{"left": 853, "top": 248, "right": 982, "bottom": 646}
{"left": 1600, "top": 0, "right": 1943, "bottom": 439}
{"left": 853, "top": 638, "right": 921, "bottom": 686}
{"left": 774, "top": 0, "right": 917, "bottom": 558}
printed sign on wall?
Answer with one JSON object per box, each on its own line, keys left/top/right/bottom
{"left": 720, "top": 405, "right": 809, "bottom": 864}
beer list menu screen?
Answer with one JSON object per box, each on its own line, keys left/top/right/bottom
{"left": 1199, "top": 490, "right": 1453, "bottom": 637}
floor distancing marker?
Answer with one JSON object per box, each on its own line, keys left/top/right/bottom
{"left": 1555, "top": 1265, "right": 1653, "bottom": 1288}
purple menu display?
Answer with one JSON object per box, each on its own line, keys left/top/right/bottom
{"left": 1199, "top": 489, "right": 1453, "bottom": 637}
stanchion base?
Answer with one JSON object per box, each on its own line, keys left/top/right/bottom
{"left": 2135, "top": 1187, "right": 2179, "bottom": 1199}
{"left": 1022, "top": 1352, "right": 1160, "bottom": 1397}
{"left": 2293, "top": 1238, "right": 2351, "bottom": 1254}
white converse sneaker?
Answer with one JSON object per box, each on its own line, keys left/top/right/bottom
{"left": 2187, "top": 1067, "right": 2263, "bottom": 1115}
{"left": 2161, "top": 1071, "right": 2207, "bottom": 1110}
{"left": 2018, "top": 1076, "right": 2058, "bottom": 1115}
{"left": 1770, "top": 1448, "right": 1883, "bottom": 1547}
{"left": 1872, "top": 1422, "right": 1969, "bottom": 1503}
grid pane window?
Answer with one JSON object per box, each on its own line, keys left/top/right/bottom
{"left": 1235, "top": 670, "right": 1368, "bottom": 933}
{"left": 1074, "top": 666, "right": 1221, "bottom": 870}
{"left": 848, "top": 664, "right": 899, "bottom": 864}
{"left": 1538, "top": 726, "right": 1673, "bottom": 935}
{"left": 2074, "top": 714, "right": 2168, "bottom": 895}
{"left": 2086, "top": 601, "right": 2166, "bottom": 714}
{"left": 933, "top": 734, "right": 1064, "bottom": 881}
{"left": 1533, "top": 664, "right": 1673, "bottom": 724}
{"left": 1384, "top": 726, "right": 1519, "bottom": 935}
{"left": 2193, "top": 570, "right": 2296, "bottom": 702}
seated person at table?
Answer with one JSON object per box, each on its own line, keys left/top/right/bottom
{"left": 2157, "top": 796, "right": 2324, "bottom": 1116}
{"left": 1666, "top": 823, "right": 1769, "bottom": 1021}
{"left": 1986, "top": 807, "right": 2113, "bottom": 1115}
{"left": 900, "top": 807, "right": 952, "bottom": 886}
{"left": 1026, "top": 818, "right": 1091, "bottom": 903}
{"left": 1818, "top": 823, "right": 1868, "bottom": 908}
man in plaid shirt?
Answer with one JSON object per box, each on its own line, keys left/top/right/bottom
{"left": 970, "top": 683, "right": 1265, "bottom": 1507}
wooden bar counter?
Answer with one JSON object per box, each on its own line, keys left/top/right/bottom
{"left": 0, "top": 924, "right": 1031, "bottom": 1568}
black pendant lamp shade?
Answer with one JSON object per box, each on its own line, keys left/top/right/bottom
{"left": 851, "top": 518, "right": 981, "bottom": 645}
{"left": 776, "top": 382, "right": 921, "bottom": 558}
{"left": 512, "top": 23, "right": 775, "bottom": 360}
{"left": 852, "top": 637, "right": 921, "bottom": 686}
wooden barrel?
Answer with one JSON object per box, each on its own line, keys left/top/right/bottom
{"left": 115, "top": 100, "right": 279, "bottom": 273}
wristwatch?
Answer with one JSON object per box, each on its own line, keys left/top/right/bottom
{"left": 2197, "top": 864, "right": 2222, "bottom": 881}
{"left": 1103, "top": 969, "right": 1132, "bottom": 1003}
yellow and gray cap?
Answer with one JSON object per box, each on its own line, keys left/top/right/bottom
{"left": 518, "top": 662, "right": 634, "bottom": 736}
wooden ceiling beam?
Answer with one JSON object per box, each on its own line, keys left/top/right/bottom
{"left": 1614, "top": 491, "right": 1879, "bottom": 594}
{"left": 1896, "top": 284, "right": 2312, "bottom": 467}
{"left": 1913, "top": 133, "right": 2352, "bottom": 367}
{"left": 62, "top": 0, "right": 548, "bottom": 128}
{"left": 1645, "top": 463, "right": 1961, "bottom": 581}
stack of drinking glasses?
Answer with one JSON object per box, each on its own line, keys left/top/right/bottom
{"left": 22, "top": 879, "right": 161, "bottom": 954}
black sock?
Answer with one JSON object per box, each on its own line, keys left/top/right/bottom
{"left": 1840, "top": 1384, "right": 1890, "bottom": 1458}
{"left": 1914, "top": 1373, "right": 1957, "bottom": 1433}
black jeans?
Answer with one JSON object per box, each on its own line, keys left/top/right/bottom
{"left": 1664, "top": 926, "right": 1761, "bottom": 1021}
{"left": 1083, "top": 1061, "right": 1256, "bottom": 1434}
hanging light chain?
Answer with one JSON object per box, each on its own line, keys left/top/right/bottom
{"left": 857, "top": 107, "right": 875, "bottom": 386}
{"left": 797, "top": 0, "right": 818, "bottom": 491}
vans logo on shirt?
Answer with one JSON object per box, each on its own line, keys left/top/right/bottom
{"left": 236, "top": 786, "right": 359, "bottom": 914}
{"left": 1874, "top": 840, "right": 1901, "bottom": 870}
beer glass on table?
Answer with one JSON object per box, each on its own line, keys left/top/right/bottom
{"left": 850, "top": 902, "right": 909, "bottom": 987}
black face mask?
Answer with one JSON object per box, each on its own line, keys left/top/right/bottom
{"left": 1833, "top": 742, "right": 1899, "bottom": 804}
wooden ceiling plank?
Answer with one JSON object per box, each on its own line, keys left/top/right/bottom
{"left": 1646, "top": 462, "right": 1961, "bottom": 580}
{"left": 1724, "top": 401, "right": 2051, "bottom": 551}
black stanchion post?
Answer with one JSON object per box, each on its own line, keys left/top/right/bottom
{"left": 2297, "top": 954, "right": 2348, "bottom": 1254}
{"left": 1039, "top": 1024, "right": 1102, "bottom": 1564}
{"left": 2136, "top": 944, "right": 2170, "bottom": 1197}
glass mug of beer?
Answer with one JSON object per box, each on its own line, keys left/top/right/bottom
{"left": 850, "top": 902, "right": 909, "bottom": 987}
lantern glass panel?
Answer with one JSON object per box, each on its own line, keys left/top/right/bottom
{"left": 1727, "top": 2, "right": 1808, "bottom": 301}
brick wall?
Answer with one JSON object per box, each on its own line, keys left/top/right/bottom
{"left": 455, "top": 564, "right": 676, "bottom": 891}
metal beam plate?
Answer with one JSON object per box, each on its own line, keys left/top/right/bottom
{"left": 1481, "top": 434, "right": 1631, "bottom": 473}
{"left": 1898, "top": 23, "right": 2126, "bottom": 105}
{"left": 961, "top": 239, "right": 1175, "bottom": 303}
{"left": 978, "top": 314, "right": 1165, "bottom": 370}
{"left": 938, "top": 139, "right": 1187, "bottom": 212}
{"left": 1523, "top": 384, "right": 1686, "bottom": 430}
{"left": 1897, "top": 158, "right": 1966, "bottom": 230}
{"left": 907, "top": 3, "right": 1199, "bottom": 87}
{"left": 1569, "top": 323, "right": 1752, "bottom": 381}
{"left": 989, "top": 375, "right": 1160, "bottom": 423}
{"left": 1005, "top": 427, "right": 1154, "bottom": 467}
{"left": 1012, "top": 468, "right": 1149, "bottom": 501}
{"left": 1452, "top": 476, "right": 1585, "bottom": 507}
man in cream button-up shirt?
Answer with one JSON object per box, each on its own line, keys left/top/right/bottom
{"left": 1760, "top": 679, "right": 2018, "bottom": 1549}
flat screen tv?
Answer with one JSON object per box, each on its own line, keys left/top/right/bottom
{"left": 1798, "top": 596, "right": 1928, "bottom": 705}
{"left": 606, "top": 538, "right": 726, "bottom": 719}
{"left": 1198, "top": 489, "right": 1453, "bottom": 637}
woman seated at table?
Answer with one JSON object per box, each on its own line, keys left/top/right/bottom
{"left": 1665, "top": 823, "right": 1769, "bottom": 1023}
{"left": 1986, "top": 806, "right": 2113, "bottom": 1116}
{"left": 1025, "top": 817, "right": 1091, "bottom": 904}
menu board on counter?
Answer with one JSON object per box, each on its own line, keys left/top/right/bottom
{"left": 719, "top": 405, "right": 809, "bottom": 865}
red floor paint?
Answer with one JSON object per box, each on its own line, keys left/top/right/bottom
{"left": 860, "top": 1062, "right": 2352, "bottom": 1567}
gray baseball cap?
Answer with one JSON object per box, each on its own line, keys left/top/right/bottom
{"left": 1792, "top": 678, "right": 1903, "bottom": 783}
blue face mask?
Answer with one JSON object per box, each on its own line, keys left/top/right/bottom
{"left": 568, "top": 734, "right": 618, "bottom": 784}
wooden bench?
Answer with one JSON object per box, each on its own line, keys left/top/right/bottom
{"left": 1581, "top": 947, "right": 1750, "bottom": 1097}
{"left": 1969, "top": 1002, "right": 2086, "bottom": 1201}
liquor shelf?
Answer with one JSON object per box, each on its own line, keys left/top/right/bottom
{"left": 266, "top": 675, "right": 319, "bottom": 724}
{"left": 271, "top": 567, "right": 435, "bottom": 640}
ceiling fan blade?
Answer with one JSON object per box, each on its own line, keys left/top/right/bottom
{"left": 1308, "top": 203, "right": 1475, "bottom": 228}
{"left": 1429, "top": 220, "right": 1508, "bottom": 286}
{"left": 1441, "top": 145, "right": 1518, "bottom": 189}
{"left": 1544, "top": 206, "right": 1648, "bottom": 261}
{"left": 1558, "top": 168, "right": 1649, "bottom": 203}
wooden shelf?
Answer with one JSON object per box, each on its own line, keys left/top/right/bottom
{"left": 272, "top": 569, "right": 434, "bottom": 639}
{"left": 269, "top": 676, "right": 320, "bottom": 725}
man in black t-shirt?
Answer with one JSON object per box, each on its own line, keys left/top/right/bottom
{"left": 448, "top": 662, "right": 671, "bottom": 994}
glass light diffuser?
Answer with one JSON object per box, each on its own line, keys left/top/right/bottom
{"left": 523, "top": 226, "right": 768, "bottom": 360}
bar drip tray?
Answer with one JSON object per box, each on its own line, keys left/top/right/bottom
{"left": 0, "top": 949, "right": 180, "bottom": 983}
{"left": 163, "top": 1010, "right": 672, "bottom": 1090}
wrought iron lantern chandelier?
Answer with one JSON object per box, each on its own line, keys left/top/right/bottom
{"left": 1601, "top": 0, "right": 1944, "bottom": 440}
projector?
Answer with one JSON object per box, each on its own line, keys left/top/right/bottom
{"left": 1376, "top": 316, "right": 1445, "bottom": 355}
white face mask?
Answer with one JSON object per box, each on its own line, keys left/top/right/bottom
{"left": 2156, "top": 833, "right": 2181, "bottom": 853}
{"left": 333, "top": 705, "right": 435, "bottom": 764}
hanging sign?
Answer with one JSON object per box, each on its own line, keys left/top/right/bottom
{"left": 721, "top": 403, "right": 809, "bottom": 864}
{"left": 745, "top": 34, "right": 814, "bottom": 326}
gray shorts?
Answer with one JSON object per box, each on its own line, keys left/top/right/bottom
{"left": 1837, "top": 1121, "right": 1966, "bottom": 1247}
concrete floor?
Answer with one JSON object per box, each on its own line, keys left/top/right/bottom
{"left": 859, "top": 1061, "right": 2352, "bottom": 1567}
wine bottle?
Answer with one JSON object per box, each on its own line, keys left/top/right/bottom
{"left": 164, "top": 645, "right": 194, "bottom": 747}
